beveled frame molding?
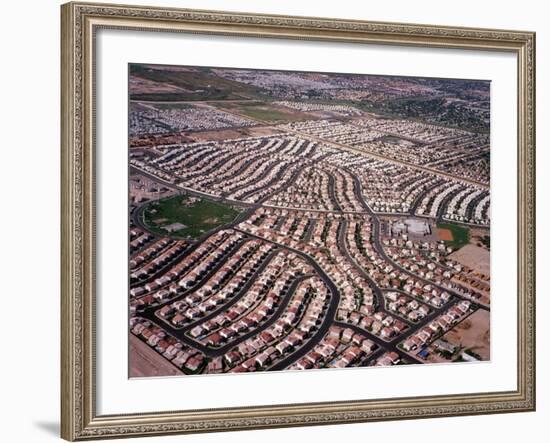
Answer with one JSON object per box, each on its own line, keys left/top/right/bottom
{"left": 61, "top": 1, "right": 536, "bottom": 440}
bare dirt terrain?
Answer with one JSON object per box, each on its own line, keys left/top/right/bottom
{"left": 129, "top": 76, "right": 187, "bottom": 95}
{"left": 422, "top": 348, "right": 452, "bottom": 364}
{"left": 129, "top": 335, "right": 182, "bottom": 378}
{"left": 449, "top": 244, "right": 490, "bottom": 275}
{"left": 130, "top": 133, "right": 195, "bottom": 147}
{"left": 441, "top": 309, "right": 490, "bottom": 360}
{"left": 470, "top": 226, "right": 491, "bottom": 251}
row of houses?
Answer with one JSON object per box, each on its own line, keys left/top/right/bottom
{"left": 149, "top": 134, "right": 318, "bottom": 204}
{"left": 191, "top": 251, "right": 311, "bottom": 347}
{"left": 400, "top": 300, "right": 474, "bottom": 353}
{"left": 348, "top": 221, "right": 455, "bottom": 309}
{"left": 129, "top": 230, "right": 242, "bottom": 309}
{"left": 384, "top": 291, "right": 431, "bottom": 323}
{"left": 220, "top": 278, "right": 330, "bottom": 372}
{"left": 130, "top": 240, "right": 188, "bottom": 283}
{"left": 129, "top": 104, "right": 255, "bottom": 137}
{"left": 289, "top": 325, "right": 378, "bottom": 371}
{"left": 130, "top": 317, "right": 205, "bottom": 373}
{"left": 338, "top": 309, "right": 408, "bottom": 341}
{"left": 157, "top": 240, "right": 274, "bottom": 328}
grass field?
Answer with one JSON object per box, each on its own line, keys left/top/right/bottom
{"left": 437, "top": 222, "right": 470, "bottom": 250}
{"left": 143, "top": 194, "right": 240, "bottom": 239}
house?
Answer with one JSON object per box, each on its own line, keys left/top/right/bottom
{"left": 402, "top": 338, "right": 416, "bottom": 351}
{"left": 276, "top": 341, "right": 291, "bottom": 355}
{"left": 207, "top": 332, "right": 222, "bottom": 347}
{"left": 381, "top": 327, "right": 395, "bottom": 339}
{"left": 189, "top": 325, "right": 204, "bottom": 338}
{"left": 224, "top": 351, "right": 241, "bottom": 366}
{"left": 341, "top": 328, "right": 354, "bottom": 343}
{"left": 255, "top": 353, "right": 270, "bottom": 368}
{"left": 387, "top": 352, "right": 400, "bottom": 364}
{"left": 306, "top": 351, "right": 322, "bottom": 364}
{"left": 220, "top": 328, "right": 236, "bottom": 340}
{"left": 296, "top": 358, "right": 313, "bottom": 370}
{"left": 171, "top": 314, "right": 186, "bottom": 327}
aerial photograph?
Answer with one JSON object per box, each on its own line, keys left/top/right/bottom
{"left": 128, "top": 63, "right": 491, "bottom": 377}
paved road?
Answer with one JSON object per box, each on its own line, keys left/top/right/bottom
{"left": 408, "top": 179, "right": 446, "bottom": 215}
{"left": 336, "top": 219, "right": 391, "bottom": 318}
{"left": 327, "top": 172, "right": 343, "bottom": 211}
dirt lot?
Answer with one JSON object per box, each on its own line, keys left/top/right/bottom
{"left": 449, "top": 244, "right": 490, "bottom": 275}
{"left": 129, "top": 76, "right": 187, "bottom": 95}
{"left": 437, "top": 228, "right": 453, "bottom": 241}
{"left": 470, "top": 227, "right": 491, "bottom": 251}
{"left": 130, "top": 132, "right": 195, "bottom": 147}
{"left": 441, "top": 309, "right": 490, "bottom": 360}
{"left": 129, "top": 334, "right": 182, "bottom": 378}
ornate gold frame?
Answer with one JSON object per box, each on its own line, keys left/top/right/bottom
{"left": 61, "top": 1, "right": 536, "bottom": 440}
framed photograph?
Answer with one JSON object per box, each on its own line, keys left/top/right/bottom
{"left": 61, "top": 1, "right": 536, "bottom": 440}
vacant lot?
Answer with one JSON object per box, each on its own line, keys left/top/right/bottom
{"left": 129, "top": 132, "right": 195, "bottom": 147}
{"left": 470, "top": 227, "right": 491, "bottom": 251}
{"left": 441, "top": 309, "right": 490, "bottom": 361}
{"left": 129, "top": 76, "right": 188, "bottom": 95}
{"left": 129, "top": 65, "right": 265, "bottom": 102}
{"left": 129, "top": 334, "right": 182, "bottom": 378}
{"left": 143, "top": 195, "right": 240, "bottom": 239}
{"left": 449, "top": 243, "right": 490, "bottom": 275}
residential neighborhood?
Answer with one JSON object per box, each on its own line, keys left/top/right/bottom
{"left": 128, "top": 64, "right": 491, "bottom": 377}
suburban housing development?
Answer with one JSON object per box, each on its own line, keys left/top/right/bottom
{"left": 128, "top": 64, "right": 491, "bottom": 377}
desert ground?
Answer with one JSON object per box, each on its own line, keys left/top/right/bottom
{"left": 129, "top": 334, "right": 182, "bottom": 378}
{"left": 441, "top": 309, "right": 490, "bottom": 360}
{"left": 450, "top": 244, "right": 490, "bottom": 275}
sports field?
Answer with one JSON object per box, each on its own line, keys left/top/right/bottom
{"left": 436, "top": 222, "right": 470, "bottom": 249}
{"left": 143, "top": 194, "right": 240, "bottom": 239}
